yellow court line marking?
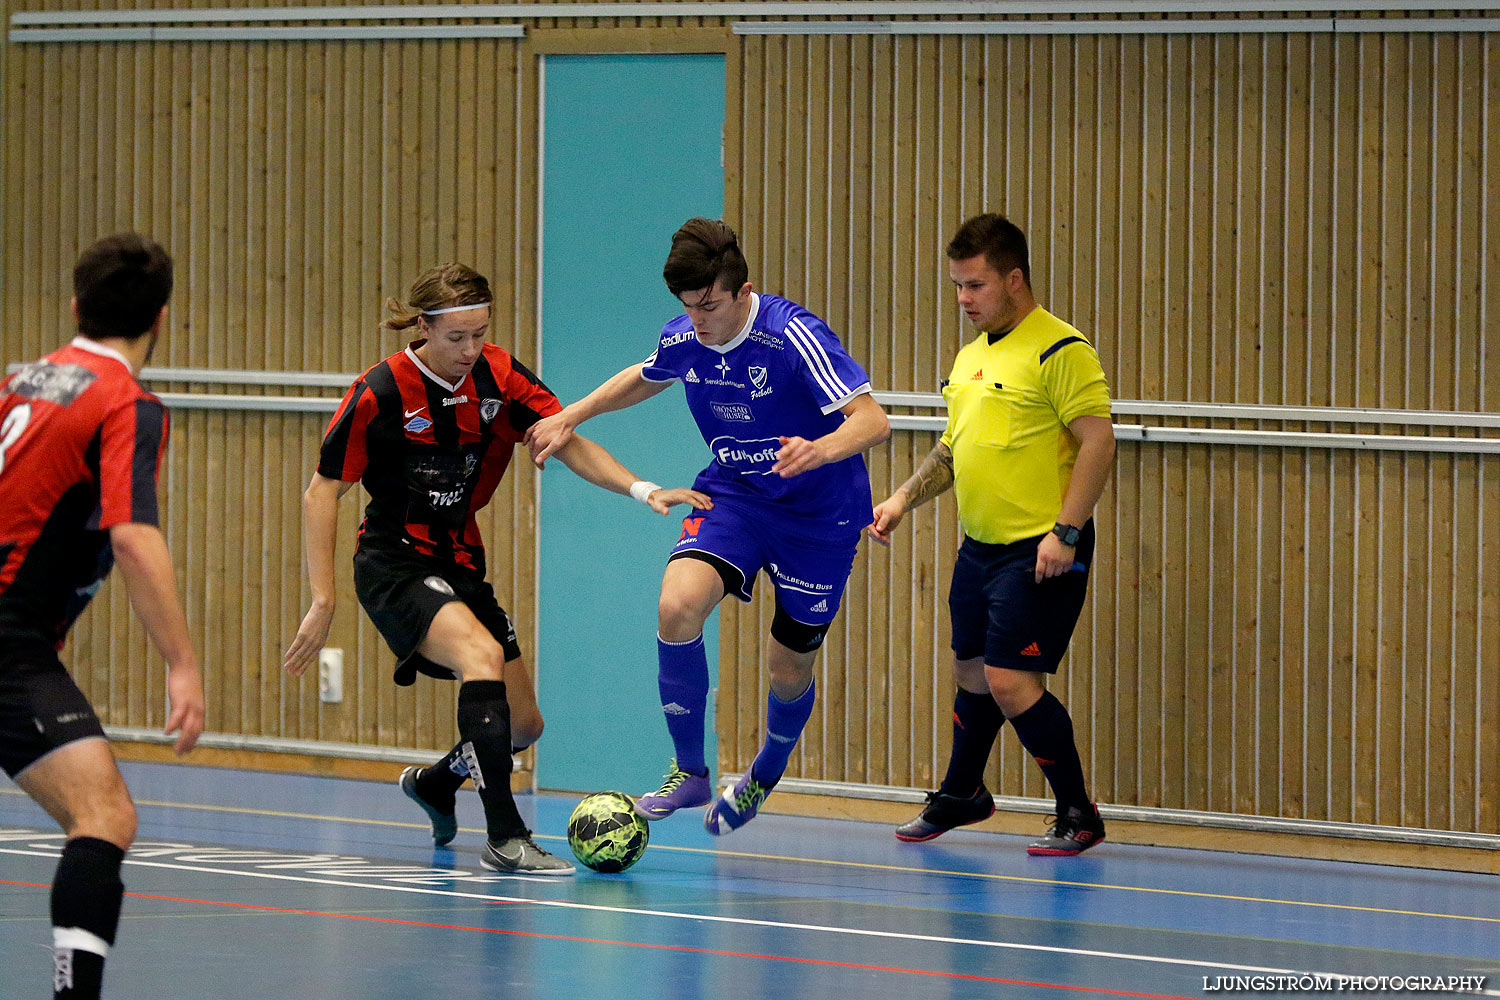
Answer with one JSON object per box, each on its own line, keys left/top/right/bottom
{"left": 4, "top": 788, "right": 1496, "bottom": 924}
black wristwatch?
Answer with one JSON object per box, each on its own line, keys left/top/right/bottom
{"left": 1051, "top": 522, "right": 1082, "bottom": 546}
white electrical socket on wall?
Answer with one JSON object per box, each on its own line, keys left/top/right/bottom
{"left": 318, "top": 648, "right": 344, "bottom": 704}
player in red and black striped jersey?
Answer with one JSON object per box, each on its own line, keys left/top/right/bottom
{"left": 283, "top": 263, "right": 708, "bottom": 875}
{"left": 1, "top": 235, "right": 204, "bottom": 1000}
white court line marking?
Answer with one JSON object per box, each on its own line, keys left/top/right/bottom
{"left": 6, "top": 788, "right": 1498, "bottom": 926}
{"left": 4, "top": 842, "right": 1491, "bottom": 992}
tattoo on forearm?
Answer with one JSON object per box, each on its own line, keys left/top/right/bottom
{"left": 897, "top": 443, "right": 954, "bottom": 508}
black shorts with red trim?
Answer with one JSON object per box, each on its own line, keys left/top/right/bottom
{"left": 948, "top": 521, "right": 1096, "bottom": 673}
{"left": 0, "top": 643, "right": 107, "bottom": 778}
{"left": 353, "top": 545, "right": 522, "bottom": 686}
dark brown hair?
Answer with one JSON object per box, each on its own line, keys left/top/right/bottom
{"left": 946, "top": 213, "right": 1030, "bottom": 287}
{"left": 662, "top": 218, "right": 749, "bottom": 298}
{"left": 382, "top": 263, "right": 492, "bottom": 332}
{"left": 73, "top": 233, "right": 173, "bottom": 340}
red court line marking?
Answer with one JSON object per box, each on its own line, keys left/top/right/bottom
{"left": 2, "top": 879, "right": 1195, "bottom": 999}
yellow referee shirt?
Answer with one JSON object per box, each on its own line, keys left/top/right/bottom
{"left": 940, "top": 307, "right": 1111, "bottom": 545}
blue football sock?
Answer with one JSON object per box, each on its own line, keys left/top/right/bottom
{"left": 749, "top": 680, "right": 816, "bottom": 790}
{"left": 657, "top": 634, "right": 710, "bottom": 775}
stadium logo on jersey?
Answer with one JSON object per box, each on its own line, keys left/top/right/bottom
{"left": 424, "top": 575, "right": 456, "bottom": 596}
{"left": 662, "top": 329, "right": 697, "bottom": 348}
{"left": 8, "top": 362, "right": 97, "bottom": 406}
{"left": 684, "top": 369, "right": 700, "bottom": 383}
{"left": 479, "top": 398, "right": 502, "bottom": 423}
{"left": 749, "top": 366, "right": 768, "bottom": 391}
{"left": 709, "top": 435, "right": 780, "bottom": 475}
{"left": 405, "top": 414, "right": 433, "bottom": 433}
{"left": 442, "top": 395, "right": 469, "bottom": 406}
{"left": 709, "top": 402, "right": 754, "bottom": 423}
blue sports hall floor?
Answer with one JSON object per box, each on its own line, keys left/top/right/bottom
{"left": 2, "top": 762, "right": 1497, "bottom": 999}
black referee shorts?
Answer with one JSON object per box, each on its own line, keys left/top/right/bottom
{"left": 0, "top": 644, "right": 107, "bottom": 778}
{"left": 948, "top": 520, "right": 1096, "bottom": 673}
{"left": 353, "top": 547, "right": 522, "bottom": 687}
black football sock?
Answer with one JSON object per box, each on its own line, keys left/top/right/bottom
{"left": 938, "top": 687, "right": 1006, "bottom": 797}
{"left": 415, "top": 742, "right": 469, "bottom": 813}
{"left": 1007, "top": 690, "right": 1091, "bottom": 813}
{"left": 456, "top": 680, "right": 526, "bottom": 840}
{"left": 51, "top": 836, "right": 125, "bottom": 1000}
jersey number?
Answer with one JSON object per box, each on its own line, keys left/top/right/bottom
{"left": 0, "top": 403, "right": 32, "bottom": 477}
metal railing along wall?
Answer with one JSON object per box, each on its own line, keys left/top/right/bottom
{"left": 12, "top": 364, "right": 1494, "bottom": 452}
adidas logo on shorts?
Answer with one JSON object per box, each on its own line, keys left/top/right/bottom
{"left": 684, "top": 369, "right": 700, "bottom": 383}
{"left": 662, "top": 702, "right": 691, "bottom": 715}
{"left": 810, "top": 599, "right": 828, "bottom": 613}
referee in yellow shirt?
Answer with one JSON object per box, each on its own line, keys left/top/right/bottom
{"left": 871, "top": 213, "right": 1116, "bottom": 856}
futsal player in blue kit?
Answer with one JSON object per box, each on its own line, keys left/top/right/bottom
{"left": 527, "top": 218, "right": 889, "bottom": 833}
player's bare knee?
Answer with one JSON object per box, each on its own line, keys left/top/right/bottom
{"left": 70, "top": 797, "right": 136, "bottom": 850}
{"left": 954, "top": 656, "right": 988, "bottom": 694}
{"left": 988, "top": 668, "right": 1043, "bottom": 717}
{"left": 458, "top": 635, "right": 506, "bottom": 682}
{"left": 511, "top": 707, "right": 544, "bottom": 748}
{"left": 657, "top": 591, "right": 709, "bottom": 641}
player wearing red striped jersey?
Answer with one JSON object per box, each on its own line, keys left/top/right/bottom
{"left": 283, "top": 263, "right": 707, "bottom": 874}
{"left": 1, "top": 234, "right": 205, "bottom": 1000}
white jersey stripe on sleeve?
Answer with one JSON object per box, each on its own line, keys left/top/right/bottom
{"left": 782, "top": 322, "right": 840, "bottom": 401}
{"left": 787, "top": 318, "right": 854, "bottom": 400}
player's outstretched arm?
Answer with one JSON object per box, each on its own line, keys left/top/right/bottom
{"left": 551, "top": 433, "right": 712, "bottom": 515}
{"left": 284, "top": 473, "right": 356, "bottom": 677}
{"left": 526, "top": 363, "right": 671, "bottom": 469}
{"left": 110, "top": 522, "right": 205, "bottom": 754}
{"left": 772, "top": 392, "right": 891, "bottom": 478}
{"left": 868, "top": 440, "right": 954, "bottom": 546}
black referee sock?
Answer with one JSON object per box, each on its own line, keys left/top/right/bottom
{"left": 1007, "top": 690, "right": 1092, "bottom": 813}
{"left": 455, "top": 680, "right": 526, "bottom": 840}
{"left": 938, "top": 688, "right": 1006, "bottom": 798}
{"left": 51, "top": 836, "right": 125, "bottom": 1000}
{"left": 416, "top": 742, "right": 470, "bottom": 813}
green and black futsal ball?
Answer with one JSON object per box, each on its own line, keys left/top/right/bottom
{"left": 567, "top": 791, "right": 650, "bottom": 873}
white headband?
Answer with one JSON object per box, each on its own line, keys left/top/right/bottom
{"left": 422, "top": 301, "right": 491, "bottom": 316}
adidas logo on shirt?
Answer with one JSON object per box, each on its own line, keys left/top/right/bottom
{"left": 662, "top": 702, "right": 691, "bottom": 715}
{"left": 684, "top": 369, "right": 700, "bottom": 383}
{"left": 810, "top": 599, "right": 828, "bottom": 613}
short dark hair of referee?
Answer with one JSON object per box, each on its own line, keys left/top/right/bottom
{"left": 870, "top": 212, "right": 1117, "bottom": 856}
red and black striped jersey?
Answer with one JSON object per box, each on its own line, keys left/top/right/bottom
{"left": 318, "top": 341, "right": 561, "bottom": 572}
{"left": 0, "top": 338, "right": 168, "bottom": 652}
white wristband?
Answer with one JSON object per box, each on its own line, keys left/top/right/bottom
{"left": 629, "top": 481, "right": 661, "bottom": 505}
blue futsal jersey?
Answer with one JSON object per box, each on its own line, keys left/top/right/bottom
{"left": 640, "top": 292, "right": 873, "bottom": 525}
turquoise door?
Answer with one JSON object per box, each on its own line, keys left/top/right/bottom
{"left": 536, "top": 54, "right": 726, "bottom": 794}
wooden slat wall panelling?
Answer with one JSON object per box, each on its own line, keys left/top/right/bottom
{"left": 722, "top": 17, "right": 1499, "bottom": 837}
{"left": 3, "top": 7, "right": 1497, "bottom": 839}
{"left": 0, "top": 29, "right": 546, "bottom": 760}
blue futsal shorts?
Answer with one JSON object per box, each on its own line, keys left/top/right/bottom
{"left": 667, "top": 500, "right": 860, "bottom": 626}
{"left": 948, "top": 519, "right": 1096, "bottom": 673}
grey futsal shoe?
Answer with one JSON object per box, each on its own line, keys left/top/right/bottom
{"left": 398, "top": 766, "right": 458, "bottom": 847}
{"left": 481, "top": 833, "right": 577, "bottom": 876}
{"left": 894, "top": 785, "right": 997, "bottom": 842}
{"left": 1027, "top": 804, "right": 1106, "bottom": 857}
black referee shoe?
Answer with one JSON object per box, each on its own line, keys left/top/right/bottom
{"left": 1027, "top": 804, "right": 1106, "bottom": 856}
{"left": 894, "top": 785, "right": 997, "bottom": 842}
